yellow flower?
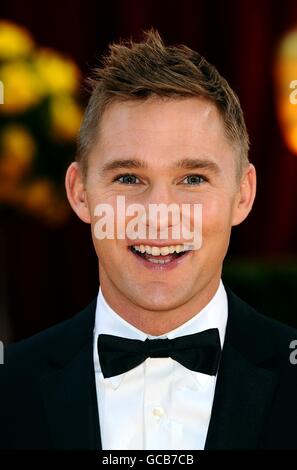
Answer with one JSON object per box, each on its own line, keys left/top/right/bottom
{"left": 278, "top": 30, "right": 297, "bottom": 60}
{"left": 0, "top": 20, "right": 34, "bottom": 60}
{"left": 51, "top": 94, "right": 83, "bottom": 140}
{"left": 275, "top": 28, "right": 297, "bottom": 155}
{"left": 34, "top": 48, "right": 80, "bottom": 94}
{"left": 22, "top": 179, "right": 55, "bottom": 212}
{"left": 0, "top": 60, "right": 44, "bottom": 114}
{"left": 22, "top": 179, "right": 70, "bottom": 225}
{"left": 0, "top": 124, "right": 35, "bottom": 181}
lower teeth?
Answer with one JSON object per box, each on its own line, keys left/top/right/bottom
{"left": 147, "top": 258, "right": 171, "bottom": 264}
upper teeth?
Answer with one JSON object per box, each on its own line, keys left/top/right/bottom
{"left": 132, "top": 244, "right": 192, "bottom": 256}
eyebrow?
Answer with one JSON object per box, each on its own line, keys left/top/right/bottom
{"left": 100, "top": 157, "right": 220, "bottom": 175}
{"left": 100, "top": 159, "right": 148, "bottom": 175}
{"left": 175, "top": 158, "right": 220, "bottom": 174}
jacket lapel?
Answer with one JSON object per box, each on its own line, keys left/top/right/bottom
{"left": 205, "top": 342, "right": 277, "bottom": 449}
{"left": 40, "top": 301, "right": 102, "bottom": 449}
{"left": 205, "top": 288, "right": 278, "bottom": 449}
{"left": 38, "top": 288, "right": 279, "bottom": 449}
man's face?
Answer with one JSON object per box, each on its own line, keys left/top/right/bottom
{"left": 79, "top": 97, "right": 249, "bottom": 314}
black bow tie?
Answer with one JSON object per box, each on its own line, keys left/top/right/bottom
{"left": 97, "top": 329, "right": 221, "bottom": 378}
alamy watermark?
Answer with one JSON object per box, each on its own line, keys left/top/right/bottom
{"left": 289, "top": 339, "right": 297, "bottom": 365}
{"left": 93, "top": 196, "right": 202, "bottom": 249}
{"left": 0, "top": 81, "right": 3, "bottom": 105}
{"left": 0, "top": 340, "right": 3, "bottom": 365}
{"left": 289, "top": 80, "right": 297, "bottom": 104}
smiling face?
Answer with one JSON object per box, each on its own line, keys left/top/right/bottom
{"left": 66, "top": 97, "right": 256, "bottom": 334}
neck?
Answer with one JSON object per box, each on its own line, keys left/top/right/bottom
{"left": 99, "top": 275, "right": 221, "bottom": 336}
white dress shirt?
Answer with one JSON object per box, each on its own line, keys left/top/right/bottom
{"left": 93, "top": 281, "right": 228, "bottom": 450}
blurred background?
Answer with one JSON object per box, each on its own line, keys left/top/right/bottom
{"left": 0, "top": 0, "right": 297, "bottom": 343}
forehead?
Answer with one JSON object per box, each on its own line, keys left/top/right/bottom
{"left": 91, "top": 97, "right": 236, "bottom": 171}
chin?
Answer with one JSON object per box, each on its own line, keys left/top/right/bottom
{"left": 131, "top": 287, "right": 187, "bottom": 312}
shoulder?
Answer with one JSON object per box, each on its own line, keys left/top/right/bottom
{"left": 0, "top": 299, "right": 97, "bottom": 449}
{"left": 225, "top": 286, "right": 297, "bottom": 367}
{"left": 0, "top": 299, "right": 97, "bottom": 380}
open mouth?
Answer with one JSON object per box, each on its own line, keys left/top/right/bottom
{"left": 128, "top": 243, "right": 193, "bottom": 268}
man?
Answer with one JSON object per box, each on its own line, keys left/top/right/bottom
{"left": 0, "top": 30, "right": 297, "bottom": 450}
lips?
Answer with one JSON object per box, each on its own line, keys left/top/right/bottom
{"left": 128, "top": 245, "right": 191, "bottom": 270}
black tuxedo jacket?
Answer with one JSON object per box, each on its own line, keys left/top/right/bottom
{"left": 0, "top": 288, "right": 297, "bottom": 449}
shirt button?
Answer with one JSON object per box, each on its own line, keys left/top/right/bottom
{"left": 152, "top": 406, "right": 165, "bottom": 420}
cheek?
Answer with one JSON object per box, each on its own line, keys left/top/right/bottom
{"left": 88, "top": 192, "right": 121, "bottom": 240}
{"left": 201, "top": 196, "right": 234, "bottom": 237}
{"left": 88, "top": 199, "right": 117, "bottom": 260}
{"left": 92, "top": 237, "right": 127, "bottom": 277}
{"left": 89, "top": 200, "right": 132, "bottom": 266}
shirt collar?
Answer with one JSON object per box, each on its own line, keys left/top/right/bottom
{"left": 93, "top": 280, "right": 228, "bottom": 389}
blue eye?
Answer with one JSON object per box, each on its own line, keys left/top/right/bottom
{"left": 114, "top": 174, "right": 140, "bottom": 184}
{"left": 183, "top": 175, "right": 205, "bottom": 185}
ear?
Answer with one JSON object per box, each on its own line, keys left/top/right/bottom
{"left": 232, "top": 163, "right": 257, "bottom": 226}
{"left": 65, "top": 162, "right": 91, "bottom": 223}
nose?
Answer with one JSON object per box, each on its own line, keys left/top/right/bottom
{"left": 141, "top": 182, "right": 181, "bottom": 237}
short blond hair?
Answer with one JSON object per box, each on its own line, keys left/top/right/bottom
{"left": 77, "top": 29, "right": 249, "bottom": 178}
